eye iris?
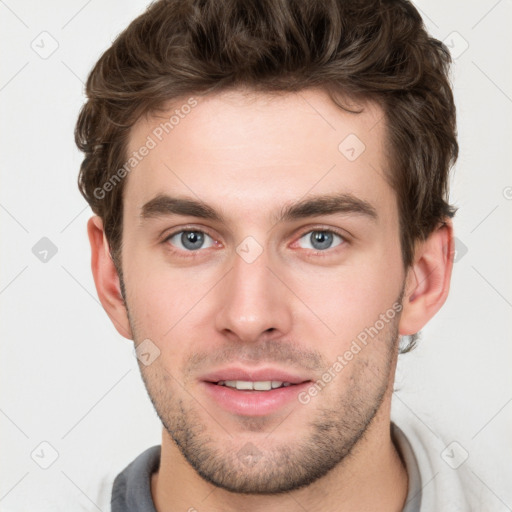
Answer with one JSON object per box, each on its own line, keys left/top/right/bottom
{"left": 310, "top": 231, "right": 333, "bottom": 250}
{"left": 181, "top": 231, "right": 204, "bottom": 250}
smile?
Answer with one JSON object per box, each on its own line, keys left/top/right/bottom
{"left": 215, "top": 380, "right": 293, "bottom": 391}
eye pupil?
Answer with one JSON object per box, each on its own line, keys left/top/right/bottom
{"left": 310, "top": 231, "right": 333, "bottom": 250}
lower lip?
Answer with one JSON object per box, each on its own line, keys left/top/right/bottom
{"left": 201, "top": 381, "right": 311, "bottom": 416}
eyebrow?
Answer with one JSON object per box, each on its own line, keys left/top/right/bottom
{"left": 278, "top": 193, "right": 378, "bottom": 223}
{"left": 139, "top": 193, "right": 378, "bottom": 224}
{"left": 140, "top": 195, "right": 223, "bottom": 222}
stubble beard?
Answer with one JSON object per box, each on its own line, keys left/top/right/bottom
{"left": 131, "top": 317, "right": 399, "bottom": 495}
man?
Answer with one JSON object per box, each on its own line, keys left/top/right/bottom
{"left": 75, "top": 0, "right": 482, "bottom": 510}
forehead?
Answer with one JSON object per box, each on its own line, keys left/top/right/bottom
{"left": 123, "top": 88, "right": 394, "bottom": 223}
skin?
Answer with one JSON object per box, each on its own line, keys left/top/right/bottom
{"left": 88, "top": 88, "right": 454, "bottom": 512}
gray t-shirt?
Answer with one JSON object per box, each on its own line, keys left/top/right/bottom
{"left": 111, "top": 445, "right": 160, "bottom": 512}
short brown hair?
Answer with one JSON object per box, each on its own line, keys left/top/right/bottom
{"left": 76, "top": 0, "right": 457, "bottom": 275}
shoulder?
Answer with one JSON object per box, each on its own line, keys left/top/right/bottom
{"left": 93, "top": 445, "right": 161, "bottom": 512}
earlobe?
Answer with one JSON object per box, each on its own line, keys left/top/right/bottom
{"left": 87, "top": 216, "right": 133, "bottom": 340}
{"left": 398, "top": 221, "right": 454, "bottom": 336}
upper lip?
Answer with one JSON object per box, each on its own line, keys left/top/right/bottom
{"left": 200, "top": 367, "right": 312, "bottom": 385}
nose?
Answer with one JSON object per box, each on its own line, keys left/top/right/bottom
{"left": 215, "top": 247, "right": 293, "bottom": 343}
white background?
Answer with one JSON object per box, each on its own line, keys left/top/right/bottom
{"left": 1, "top": 0, "right": 511, "bottom": 510}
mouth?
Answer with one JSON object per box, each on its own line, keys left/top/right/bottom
{"left": 200, "top": 368, "right": 312, "bottom": 416}
{"left": 214, "top": 380, "right": 297, "bottom": 391}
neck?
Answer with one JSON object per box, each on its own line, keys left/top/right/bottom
{"left": 151, "top": 399, "right": 408, "bottom": 512}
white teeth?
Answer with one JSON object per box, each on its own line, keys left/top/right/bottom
{"left": 253, "top": 381, "right": 272, "bottom": 391}
{"left": 235, "top": 380, "right": 253, "bottom": 390}
{"left": 218, "top": 380, "right": 292, "bottom": 391}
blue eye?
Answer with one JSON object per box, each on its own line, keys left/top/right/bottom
{"left": 298, "top": 230, "right": 344, "bottom": 251}
{"left": 167, "top": 231, "right": 214, "bottom": 251}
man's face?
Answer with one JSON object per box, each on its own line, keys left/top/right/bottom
{"left": 120, "top": 88, "right": 406, "bottom": 493}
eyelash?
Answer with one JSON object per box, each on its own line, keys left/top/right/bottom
{"left": 161, "top": 226, "right": 348, "bottom": 257}
{"left": 293, "top": 227, "right": 348, "bottom": 257}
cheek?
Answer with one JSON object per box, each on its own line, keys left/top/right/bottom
{"left": 290, "top": 260, "right": 403, "bottom": 348}
{"left": 129, "top": 278, "right": 192, "bottom": 335}
{"left": 123, "top": 256, "right": 219, "bottom": 353}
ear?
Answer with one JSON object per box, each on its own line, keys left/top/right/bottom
{"left": 87, "top": 216, "right": 133, "bottom": 340}
{"left": 399, "top": 220, "right": 454, "bottom": 336}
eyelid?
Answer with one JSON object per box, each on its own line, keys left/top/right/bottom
{"left": 292, "top": 226, "right": 350, "bottom": 245}
{"left": 160, "top": 225, "right": 218, "bottom": 243}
